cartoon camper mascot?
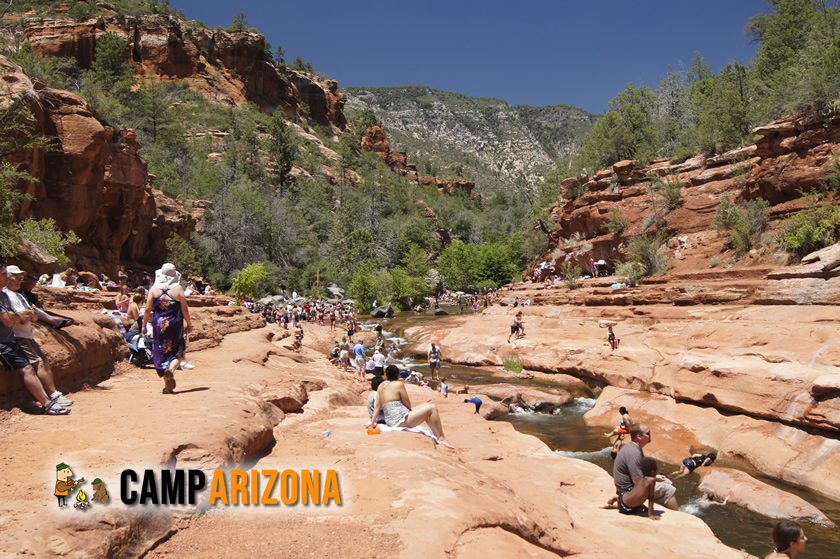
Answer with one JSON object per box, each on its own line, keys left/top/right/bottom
{"left": 55, "top": 463, "right": 84, "bottom": 507}
{"left": 91, "top": 478, "right": 109, "bottom": 502}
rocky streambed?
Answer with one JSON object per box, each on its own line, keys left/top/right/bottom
{"left": 0, "top": 291, "right": 766, "bottom": 558}
{"left": 400, "top": 302, "right": 840, "bottom": 557}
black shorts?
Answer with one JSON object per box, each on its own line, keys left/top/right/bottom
{"left": 617, "top": 489, "right": 643, "bottom": 515}
{"left": 0, "top": 340, "right": 31, "bottom": 371}
{"left": 374, "top": 366, "right": 384, "bottom": 376}
{"left": 510, "top": 325, "right": 518, "bottom": 333}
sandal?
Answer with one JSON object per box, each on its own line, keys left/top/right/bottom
{"left": 54, "top": 318, "right": 75, "bottom": 330}
{"left": 42, "top": 398, "right": 70, "bottom": 415}
{"left": 163, "top": 369, "right": 176, "bottom": 392}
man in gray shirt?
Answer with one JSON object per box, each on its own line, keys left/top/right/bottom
{"left": 0, "top": 266, "right": 69, "bottom": 415}
{"left": 612, "top": 423, "right": 677, "bottom": 517}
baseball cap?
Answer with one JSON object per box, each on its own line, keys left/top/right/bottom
{"left": 6, "top": 265, "right": 25, "bottom": 275}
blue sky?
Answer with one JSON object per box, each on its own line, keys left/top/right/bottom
{"left": 171, "top": 0, "right": 770, "bottom": 114}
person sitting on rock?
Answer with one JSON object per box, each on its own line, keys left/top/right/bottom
{"left": 371, "top": 365, "right": 452, "bottom": 448}
{"left": 367, "top": 376, "right": 385, "bottom": 424}
{"left": 605, "top": 406, "right": 633, "bottom": 439}
{"left": 668, "top": 449, "right": 717, "bottom": 480}
{"left": 609, "top": 423, "right": 678, "bottom": 518}
{"left": 607, "top": 457, "right": 663, "bottom": 508}
{"left": 607, "top": 326, "right": 620, "bottom": 350}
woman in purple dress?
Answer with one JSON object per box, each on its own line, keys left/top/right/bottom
{"left": 142, "top": 263, "right": 192, "bottom": 394}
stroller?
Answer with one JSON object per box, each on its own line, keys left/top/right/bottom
{"left": 128, "top": 335, "right": 154, "bottom": 368}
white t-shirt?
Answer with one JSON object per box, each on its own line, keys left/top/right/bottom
{"left": 373, "top": 352, "right": 386, "bottom": 367}
{"left": 3, "top": 288, "right": 34, "bottom": 338}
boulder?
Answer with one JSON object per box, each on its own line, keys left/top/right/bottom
{"left": 698, "top": 468, "right": 835, "bottom": 527}
{"left": 371, "top": 305, "right": 394, "bottom": 318}
{"left": 477, "top": 384, "right": 572, "bottom": 412}
{"left": 434, "top": 308, "right": 449, "bottom": 316}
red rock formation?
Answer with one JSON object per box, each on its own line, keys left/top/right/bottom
{"left": 0, "top": 55, "right": 194, "bottom": 276}
{"left": 545, "top": 113, "right": 840, "bottom": 274}
{"left": 360, "top": 125, "right": 406, "bottom": 171}
{"left": 22, "top": 15, "right": 346, "bottom": 127}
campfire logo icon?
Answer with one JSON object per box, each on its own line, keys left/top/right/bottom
{"left": 54, "top": 463, "right": 109, "bottom": 510}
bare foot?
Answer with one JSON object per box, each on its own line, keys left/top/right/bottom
{"left": 437, "top": 438, "right": 454, "bottom": 449}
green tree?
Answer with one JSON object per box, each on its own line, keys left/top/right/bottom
{"left": 265, "top": 110, "right": 298, "bottom": 194}
{"left": 437, "top": 240, "right": 476, "bottom": 290}
{"left": 165, "top": 232, "right": 200, "bottom": 277}
{"left": 92, "top": 32, "right": 134, "bottom": 87}
{"left": 231, "top": 262, "right": 268, "bottom": 299}
{"left": 17, "top": 218, "right": 81, "bottom": 266}
{"left": 574, "top": 83, "right": 657, "bottom": 170}
{"left": 229, "top": 12, "right": 250, "bottom": 32}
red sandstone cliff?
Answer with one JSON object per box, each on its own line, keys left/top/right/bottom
{"left": 0, "top": 55, "right": 194, "bottom": 276}
{"left": 22, "top": 15, "right": 346, "bottom": 127}
{"left": 543, "top": 113, "right": 840, "bottom": 276}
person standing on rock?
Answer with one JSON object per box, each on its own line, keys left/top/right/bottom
{"left": 428, "top": 343, "right": 442, "bottom": 378}
{"left": 353, "top": 340, "right": 367, "bottom": 379}
{"left": 143, "top": 263, "right": 191, "bottom": 395}
{"left": 611, "top": 423, "right": 678, "bottom": 518}
{"left": 766, "top": 520, "right": 807, "bottom": 559}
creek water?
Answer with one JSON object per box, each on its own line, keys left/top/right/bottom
{"left": 366, "top": 310, "right": 840, "bottom": 558}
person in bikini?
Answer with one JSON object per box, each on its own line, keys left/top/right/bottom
{"left": 371, "top": 364, "right": 452, "bottom": 448}
{"left": 605, "top": 406, "right": 633, "bottom": 439}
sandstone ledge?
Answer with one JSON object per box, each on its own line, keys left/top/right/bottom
{"left": 1, "top": 323, "right": 751, "bottom": 558}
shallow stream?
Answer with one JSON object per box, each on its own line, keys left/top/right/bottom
{"left": 368, "top": 309, "right": 840, "bottom": 558}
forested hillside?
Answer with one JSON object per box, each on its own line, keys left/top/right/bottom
{"left": 1, "top": 0, "right": 839, "bottom": 310}
{"left": 344, "top": 86, "right": 596, "bottom": 193}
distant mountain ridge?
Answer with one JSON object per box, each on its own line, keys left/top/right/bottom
{"left": 343, "top": 85, "right": 597, "bottom": 194}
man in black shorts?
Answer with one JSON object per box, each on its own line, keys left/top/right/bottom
{"left": 0, "top": 266, "right": 68, "bottom": 415}
{"left": 611, "top": 423, "right": 677, "bottom": 518}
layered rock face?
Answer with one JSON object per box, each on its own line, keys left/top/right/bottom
{"left": 22, "top": 15, "right": 346, "bottom": 127}
{"left": 361, "top": 124, "right": 477, "bottom": 198}
{"left": 0, "top": 55, "right": 194, "bottom": 275}
{"left": 546, "top": 113, "right": 840, "bottom": 274}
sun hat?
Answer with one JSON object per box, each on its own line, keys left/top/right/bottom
{"left": 153, "top": 263, "right": 181, "bottom": 290}
{"left": 6, "top": 265, "right": 24, "bottom": 275}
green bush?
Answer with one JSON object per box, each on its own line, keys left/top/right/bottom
{"left": 18, "top": 218, "right": 81, "bottom": 266}
{"left": 647, "top": 169, "right": 683, "bottom": 211}
{"left": 778, "top": 200, "right": 840, "bottom": 256}
{"left": 502, "top": 356, "right": 523, "bottom": 374}
{"left": 231, "top": 262, "right": 268, "bottom": 300}
{"left": 714, "top": 196, "right": 770, "bottom": 255}
{"left": 626, "top": 232, "right": 669, "bottom": 276}
{"left": 560, "top": 261, "right": 582, "bottom": 289}
{"left": 604, "top": 207, "right": 628, "bottom": 235}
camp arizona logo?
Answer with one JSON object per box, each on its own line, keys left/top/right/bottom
{"left": 120, "top": 468, "right": 341, "bottom": 506}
